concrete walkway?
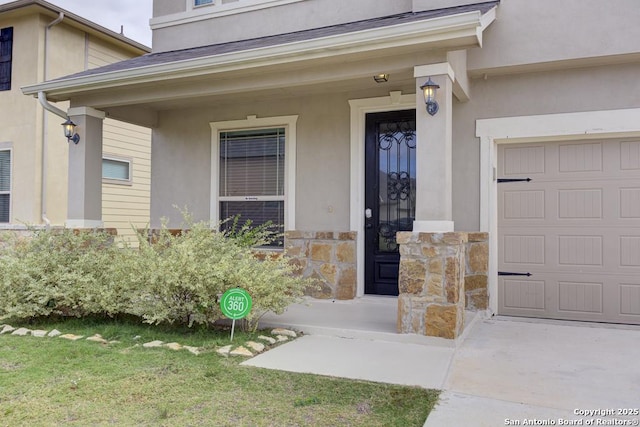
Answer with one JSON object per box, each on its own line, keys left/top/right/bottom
{"left": 246, "top": 301, "right": 640, "bottom": 426}
{"left": 426, "top": 318, "right": 640, "bottom": 426}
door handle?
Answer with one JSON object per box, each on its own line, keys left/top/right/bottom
{"left": 365, "top": 208, "right": 372, "bottom": 219}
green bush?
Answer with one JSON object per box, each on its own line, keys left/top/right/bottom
{"left": 0, "top": 229, "right": 129, "bottom": 320}
{"left": 126, "top": 216, "right": 311, "bottom": 330}
{"left": 0, "top": 216, "right": 311, "bottom": 331}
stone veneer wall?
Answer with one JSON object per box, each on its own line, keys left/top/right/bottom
{"left": 284, "top": 231, "right": 357, "bottom": 300}
{"left": 397, "top": 231, "right": 490, "bottom": 340}
{"left": 397, "top": 232, "right": 468, "bottom": 339}
{"left": 465, "top": 233, "right": 489, "bottom": 311}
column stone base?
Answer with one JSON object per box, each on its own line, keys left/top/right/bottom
{"left": 396, "top": 231, "right": 468, "bottom": 339}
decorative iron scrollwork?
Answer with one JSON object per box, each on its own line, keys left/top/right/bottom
{"left": 378, "top": 121, "right": 416, "bottom": 150}
{"left": 375, "top": 117, "right": 416, "bottom": 253}
{"left": 387, "top": 171, "right": 411, "bottom": 201}
{"left": 378, "top": 222, "right": 398, "bottom": 251}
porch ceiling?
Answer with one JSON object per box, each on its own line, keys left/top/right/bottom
{"left": 21, "top": 1, "right": 498, "bottom": 127}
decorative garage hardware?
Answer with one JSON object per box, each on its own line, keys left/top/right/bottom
{"left": 498, "top": 271, "right": 532, "bottom": 277}
{"left": 497, "top": 178, "right": 532, "bottom": 183}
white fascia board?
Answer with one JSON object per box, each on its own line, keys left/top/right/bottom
{"left": 476, "top": 5, "right": 497, "bottom": 47}
{"left": 22, "top": 10, "right": 486, "bottom": 99}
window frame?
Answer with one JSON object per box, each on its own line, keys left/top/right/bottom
{"left": 210, "top": 115, "right": 297, "bottom": 232}
{"left": 102, "top": 154, "right": 133, "bottom": 186}
{"left": 193, "top": 0, "right": 214, "bottom": 7}
{"left": 165, "top": 0, "right": 306, "bottom": 25}
{"left": 0, "top": 147, "right": 12, "bottom": 224}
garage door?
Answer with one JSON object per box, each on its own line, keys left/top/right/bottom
{"left": 498, "top": 139, "right": 640, "bottom": 324}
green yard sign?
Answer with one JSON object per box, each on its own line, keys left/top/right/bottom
{"left": 220, "top": 288, "right": 252, "bottom": 341}
{"left": 220, "top": 288, "right": 252, "bottom": 319}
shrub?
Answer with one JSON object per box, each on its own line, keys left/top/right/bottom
{"left": 0, "top": 214, "right": 312, "bottom": 330}
{"left": 125, "top": 215, "right": 311, "bottom": 330}
{"left": 0, "top": 228, "right": 129, "bottom": 320}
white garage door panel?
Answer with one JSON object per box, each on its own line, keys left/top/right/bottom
{"left": 498, "top": 139, "right": 640, "bottom": 324}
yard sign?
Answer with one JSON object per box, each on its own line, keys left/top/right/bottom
{"left": 220, "top": 288, "right": 252, "bottom": 341}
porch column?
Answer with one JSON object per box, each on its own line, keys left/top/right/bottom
{"left": 413, "top": 63, "right": 454, "bottom": 232}
{"left": 396, "top": 63, "right": 466, "bottom": 339}
{"left": 66, "top": 106, "right": 105, "bottom": 228}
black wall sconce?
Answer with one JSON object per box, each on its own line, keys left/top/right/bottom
{"left": 62, "top": 118, "right": 80, "bottom": 144}
{"left": 420, "top": 77, "right": 440, "bottom": 116}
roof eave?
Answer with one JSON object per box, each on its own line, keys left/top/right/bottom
{"left": 0, "top": 0, "right": 150, "bottom": 53}
{"left": 22, "top": 8, "right": 496, "bottom": 101}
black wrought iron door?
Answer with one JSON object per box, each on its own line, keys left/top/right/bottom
{"left": 364, "top": 110, "right": 416, "bottom": 295}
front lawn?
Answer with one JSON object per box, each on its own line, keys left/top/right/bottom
{"left": 0, "top": 318, "right": 438, "bottom": 426}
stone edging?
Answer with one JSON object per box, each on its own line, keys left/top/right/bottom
{"left": 0, "top": 324, "right": 298, "bottom": 358}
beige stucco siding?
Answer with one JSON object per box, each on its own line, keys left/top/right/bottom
{"left": 0, "top": 8, "right": 150, "bottom": 232}
{"left": 0, "top": 14, "right": 41, "bottom": 225}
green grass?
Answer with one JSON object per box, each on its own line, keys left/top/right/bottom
{"left": 0, "top": 318, "right": 439, "bottom": 426}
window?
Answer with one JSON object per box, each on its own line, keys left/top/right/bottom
{"left": 0, "top": 150, "right": 10, "bottom": 223}
{"left": 219, "top": 128, "right": 285, "bottom": 244}
{"left": 211, "top": 115, "right": 297, "bottom": 246}
{"left": 102, "top": 156, "right": 132, "bottom": 184}
{"left": 194, "top": 0, "right": 213, "bottom": 5}
{"left": 0, "top": 27, "right": 13, "bottom": 91}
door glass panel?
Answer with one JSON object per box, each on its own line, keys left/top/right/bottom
{"left": 377, "top": 119, "right": 416, "bottom": 252}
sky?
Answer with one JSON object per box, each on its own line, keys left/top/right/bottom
{"left": 0, "top": 0, "right": 153, "bottom": 46}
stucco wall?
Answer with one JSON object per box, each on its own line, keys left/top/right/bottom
{"left": 467, "top": 0, "right": 640, "bottom": 74}
{"left": 150, "top": 58, "right": 640, "bottom": 233}
{"left": 452, "top": 61, "right": 640, "bottom": 231}
{"left": 153, "top": 0, "right": 186, "bottom": 18}
{"left": 151, "top": 92, "right": 355, "bottom": 230}
{"left": 0, "top": 9, "right": 150, "bottom": 233}
{"left": 152, "top": 0, "right": 412, "bottom": 52}
{"left": 0, "top": 14, "right": 41, "bottom": 225}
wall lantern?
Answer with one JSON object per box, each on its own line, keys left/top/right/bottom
{"left": 420, "top": 77, "right": 440, "bottom": 116}
{"left": 61, "top": 117, "right": 80, "bottom": 144}
{"left": 373, "top": 73, "right": 389, "bottom": 83}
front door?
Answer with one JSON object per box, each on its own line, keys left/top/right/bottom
{"left": 364, "top": 110, "right": 417, "bottom": 295}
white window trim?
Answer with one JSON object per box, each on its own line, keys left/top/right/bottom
{"left": 210, "top": 114, "right": 297, "bottom": 231}
{"left": 152, "top": 0, "right": 306, "bottom": 29}
{"left": 476, "top": 108, "right": 640, "bottom": 316}
{"left": 0, "top": 145, "right": 12, "bottom": 224}
{"left": 349, "top": 91, "right": 416, "bottom": 298}
{"left": 102, "top": 154, "right": 133, "bottom": 186}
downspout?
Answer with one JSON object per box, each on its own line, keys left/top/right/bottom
{"left": 40, "top": 12, "right": 65, "bottom": 228}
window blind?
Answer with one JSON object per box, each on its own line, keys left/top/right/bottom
{"left": 219, "top": 128, "right": 285, "bottom": 197}
{"left": 219, "top": 128, "right": 286, "bottom": 245}
{"left": 102, "top": 158, "right": 130, "bottom": 181}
